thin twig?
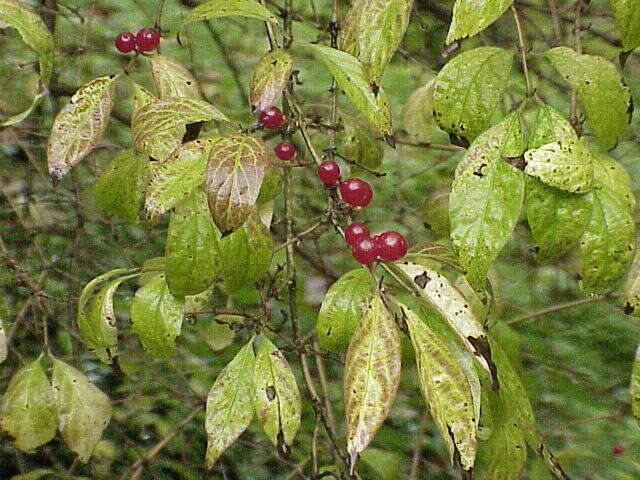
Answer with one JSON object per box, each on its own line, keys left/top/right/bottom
{"left": 511, "top": 4, "right": 532, "bottom": 96}
{"left": 506, "top": 296, "right": 603, "bottom": 325}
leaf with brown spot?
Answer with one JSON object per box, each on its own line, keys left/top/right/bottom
{"left": 47, "top": 75, "right": 118, "bottom": 179}
{"left": 249, "top": 49, "right": 293, "bottom": 113}
{"left": 149, "top": 55, "right": 203, "bottom": 99}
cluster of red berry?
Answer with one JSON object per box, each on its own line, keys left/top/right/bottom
{"left": 256, "top": 106, "right": 297, "bottom": 162}
{"left": 115, "top": 28, "right": 161, "bottom": 53}
{"left": 345, "top": 223, "right": 407, "bottom": 265}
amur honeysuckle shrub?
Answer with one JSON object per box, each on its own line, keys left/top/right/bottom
{"left": 1, "top": 0, "right": 640, "bottom": 479}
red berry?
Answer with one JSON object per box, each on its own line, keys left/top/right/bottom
{"left": 317, "top": 161, "right": 341, "bottom": 185}
{"left": 135, "top": 27, "right": 160, "bottom": 52}
{"left": 115, "top": 32, "right": 136, "bottom": 53}
{"left": 352, "top": 237, "right": 380, "bottom": 265}
{"left": 274, "top": 141, "right": 296, "bottom": 161}
{"left": 340, "top": 178, "right": 373, "bottom": 208}
{"left": 612, "top": 444, "right": 624, "bottom": 456}
{"left": 344, "top": 222, "right": 370, "bottom": 246}
{"left": 259, "top": 106, "right": 285, "bottom": 129}
{"left": 377, "top": 231, "right": 408, "bottom": 261}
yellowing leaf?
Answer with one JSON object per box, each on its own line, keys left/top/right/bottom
{"left": 344, "top": 296, "right": 401, "bottom": 467}
{"left": 403, "top": 305, "right": 478, "bottom": 472}
{"left": 149, "top": 55, "right": 203, "bottom": 99}
{"left": 545, "top": 47, "right": 631, "bottom": 150}
{"left": 130, "top": 275, "right": 185, "bottom": 357}
{"left": 249, "top": 49, "right": 293, "bottom": 113}
{"left": 253, "top": 336, "right": 301, "bottom": 448}
{"left": 446, "top": 0, "right": 514, "bottom": 45}
{"left": 183, "top": 0, "right": 278, "bottom": 26}
{"left": 51, "top": 358, "right": 111, "bottom": 462}
{"left": 47, "top": 75, "right": 118, "bottom": 180}
{"left": 609, "top": 0, "right": 640, "bottom": 51}
{"left": 631, "top": 345, "right": 640, "bottom": 425}
{"left": 0, "top": 356, "right": 57, "bottom": 452}
{"left": 204, "top": 134, "right": 268, "bottom": 234}
{"left": 205, "top": 339, "right": 256, "bottom": 468}
{"left": 433, "top": 47, "right": 512, "bottom": 141}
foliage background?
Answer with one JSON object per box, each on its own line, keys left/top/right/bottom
{"left": 0, "top": 0, "right": 639, "bottom": 478}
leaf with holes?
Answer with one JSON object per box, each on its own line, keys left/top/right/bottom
{"left": 249, "top": 49, "right": 293, "bottom": 113}
{"left": 130, "top": 274, "right": 185, "bottom": 357}
{"left": 449, "top": 113, "right": 524, "bottom": 290}
{"left": 0, "top": 356, "right": 57, "bottom": 452}
{"left": 344, "top": 296, "right": 401, "bottom": 466}
{"left": 51, "top": 358, "right": 111, "bottom": 462}
{"left": 149, "top": 55, "right": 203, "bottom": 99}
{"left": 609, "top": 0, "right": 640, "bottom": 51}
{"left": 545, "top": 47, "right": 631, "bottom": 150}
{"left": 165, "top": 190, "right": 220, "bottom": 297}
{"left": 304, "top": 43, "right": 394, "bottom": 141}
{"left": 205, "top": 339, "right": 256, "bottom": 468}
{"left": 47, "top": 75, "right": 118, "bottom": 179}
{"left": 579, "top": 154, "right": 635, "bottom": 294}
{"left": 316, "top": 269, "right": 375, "bottom": 352}
{"left": 446, "top": 0, "right": 514, "bottom": 45}
{"left": 631, "top": 346, "right": 640, "bottom": 425}
{"left": 204, "top": 134, "right": 268, "bottom": 234}
{"left": 183, "top": 0, "right": 278, "bottom": 26}
{"left": 433, "top": 47, "right": 512, "bottom": 141}
{"left": 253, "top": 336, "right": 301, "bottom": 449}
{"left": 93, "top": 149, "right": 150, "bottom": 222}
{"left": 403, "top": 304, "right": 478, "bottom": 472}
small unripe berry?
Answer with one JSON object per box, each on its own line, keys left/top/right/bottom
{"left": 115, "top": 32, "right": 136, "bottom": 53}
{"left": 135, "top": 27, "right": 160, "bottom": 52}
{"left": 274, "top": 141, "right": 296, "bottom": 161}
{"left": 259, "top": 106, "right": 285, "bottom": 129}
{"left": 344, "top": 222, "right": 370, "bottom": 246}
{"left": 612, "top": 444, "right": 624, "bottom": 456}
{"left": 340, "top": 178, "right": 373, "bottom": 208}
{"left": 376, "top": 231, "right": 408, "bottom": 261}
{"left": 317, "top": 161, "right": 341, "bottom": 185}
{"left": 352, "top": 236, "right": 379, "bottom": 265}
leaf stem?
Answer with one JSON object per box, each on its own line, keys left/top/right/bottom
{"left": 511, "top": 4, "right": 532, "bottom": 97}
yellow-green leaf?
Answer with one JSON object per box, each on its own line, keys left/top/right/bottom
{"left": 446, "top": 0, "right": 514, "bottom": 45}
{"left": 205, "top": 339, "right": 256, "bottom": 468}
{"left": 47, "top": 75, "right": 118, "bottom": 179}
{"left": 249, "top": 49, "right": 293, "bottom": 113}
{"left": 51, "top": 358, "right": 111, "bottom": 463}
{"left": 344, "top": 296, "right": 401, "bottom": 467}
{"left": 253, "top": 336, "right": 301, "bottom": 448}
{"left": 1, "top": 90, "right": 47, "bottom": 127}
{"left": 631, "top": 345, "right": 640, "bottom": 425}
{"left": 0, "top": 356, "right": 57, "bottom": 452}
{"left": 149, "top": 55, "right": 203, "bottom": 100}
{"left": 609, "top": 0, "right": 640, "bottom": 51}
{"left": 341, "top": 119, "right": 384, "bottom": 172}
{"left": 433, "top": 47, "right": 512, "bottom": 141}
{"left": 402, "top": 78, "right": 447, "bottom": 143}
{"left": 183, "top": 0, "right": 278, "bottom": 26}
{"left": 624, "top": 251, "right": 640, "bottom": 316}
{"left": 204, "top": 134, "right": 268, "bottom": 234}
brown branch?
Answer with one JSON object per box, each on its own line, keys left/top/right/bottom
{"left": 506, "top": 296, "right": 604, "bottom": 325}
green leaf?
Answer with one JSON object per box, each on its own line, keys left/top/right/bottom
{"left": 205, "top": 339, "right": 256, "bottom": 468}
{"left": 433, "top": 47, "right": 512, "bottom": 141}
{"left": 339, "top": 0, "right": 366, "bottom": 54}
{"left": 359, "top": 448, "right": 402, "bottom": 480}
{"left": 183, "top": 0, "right": 278, "bottom": 26}
{"left": 403, "top": 304, "right": 478, "bottom": 472}
{"left": 449, "top": 113, "right": 525, "bottom": 290}
{"left": 579, "top": 153, "right": 635, "bottom": 294}
{"left": 344, "top": 296, "right": 401, "bottom": 466}
{"left": 631, "top": 345, "right": 640, "bottom": 425}
{"left": 204, "top": 134, "right": 268, "bottom": 234}
{"left": 253, "top": 336, "right": 301, "bottom": 448}
{"left": 149, "top": 55, "right": 203, "bottom": 100}
{"left": 0, "top": 0, "right": 53, "bottom": 83}
{"left": 609, "top": 0, "right": 640, "bottom": 51}
{"left": 624, "top": 251, "right": 640, "bottom": 316}
{"left": 0, "top": 317, "right": 6, "bottom": 364}
{"left": 446, "top": 0, "right": 514, "bottom": 45}
{"left": 217, "top": 211, "right": 273, "bottom": 294}
{"left": 1, "top": 90, "right": 47, "bottom": 127}
{"left": 93, "top": 149, "right": 150, "bottom": 222}
{"left": 130, "top": 275, "right": 185, "bottom": 357}
{"left": 545, "top": 47, "right": 631, "bottom": 150}
{"left": 303, "top": 43, "right": 394, "bottom": 141}
{"left": 51, "top": 358, "right": 111, "bottom": 462}
{"left": 256, "top": 169, "right": 282, "bottom": 205}
{"left": 165, "top": 190, "right": 220, "bottom": 297}
{"left": 524, "top": 105, "right": 593, "bottom": 193}
{"left": 0, "top": 356, "right": 57, "bottom": 452}
{"left": 341, "top": 119, "right": 384, "bottom": 172}
{"left": 402, "top": 78, "right": 447, "bottom": 143}
{"left": 316, "top": 269, "right": 375, "bottom": 352}
{"left": 525, "top": 177, "right": 593, "bottom": 262}
{"left": 249, "top": 49, "right": 293, "bottom": 113}
{"left": 421, "top": 189, "right": 450, "bottom": 239}
{"left": 199, "top": 318, "right": 235, "bottom": 352}
{"left": 47, "top": 75, "right": 118, "bottom": 180}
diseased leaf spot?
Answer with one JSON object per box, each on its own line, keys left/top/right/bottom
{"left": 414, "top": 273, "right": 431, "bottom": 288}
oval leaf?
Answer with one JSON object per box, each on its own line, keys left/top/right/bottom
{"left": 0, "top": 356, "right": 57, "bottom": 452}
{"left": 149, "top": 55, "right": 203, "bottom": 99}
{"left": 253, "top": 336, "right": 301, "bottom": 448}
{"left": 249, "top": 49, "right": 293, "bottom": 113}
{"left": 446, "top": 0, "right": 514, "bottom": 45}
{"left": 205, "top": 339, "right": 256, "bottom": 468}
{"left": 609, "top": 0, "right": 640, "bottom": 51}
{"left": 344, "top": 296, "right": 401, "bottom": 467}
{"left": 183, "top": 0, "right": 278, "bottom": 25}
{"left": 51, "top": 358, "right": 111, "bottom": 462}
{"left": 47, "top": 75, "right": 118, "bottom": 180}
{"left": 433, "top": 47, "right": 512, "bottom": 141}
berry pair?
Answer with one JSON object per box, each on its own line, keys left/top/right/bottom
{"left": 317, "top": 161, "right": 373, "bottom": 208}
{"left": 345, "top": 222, "right": 408, "bottom": 264}
{"left": 115, "top": 28, "right": 160, "bottom": 53}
